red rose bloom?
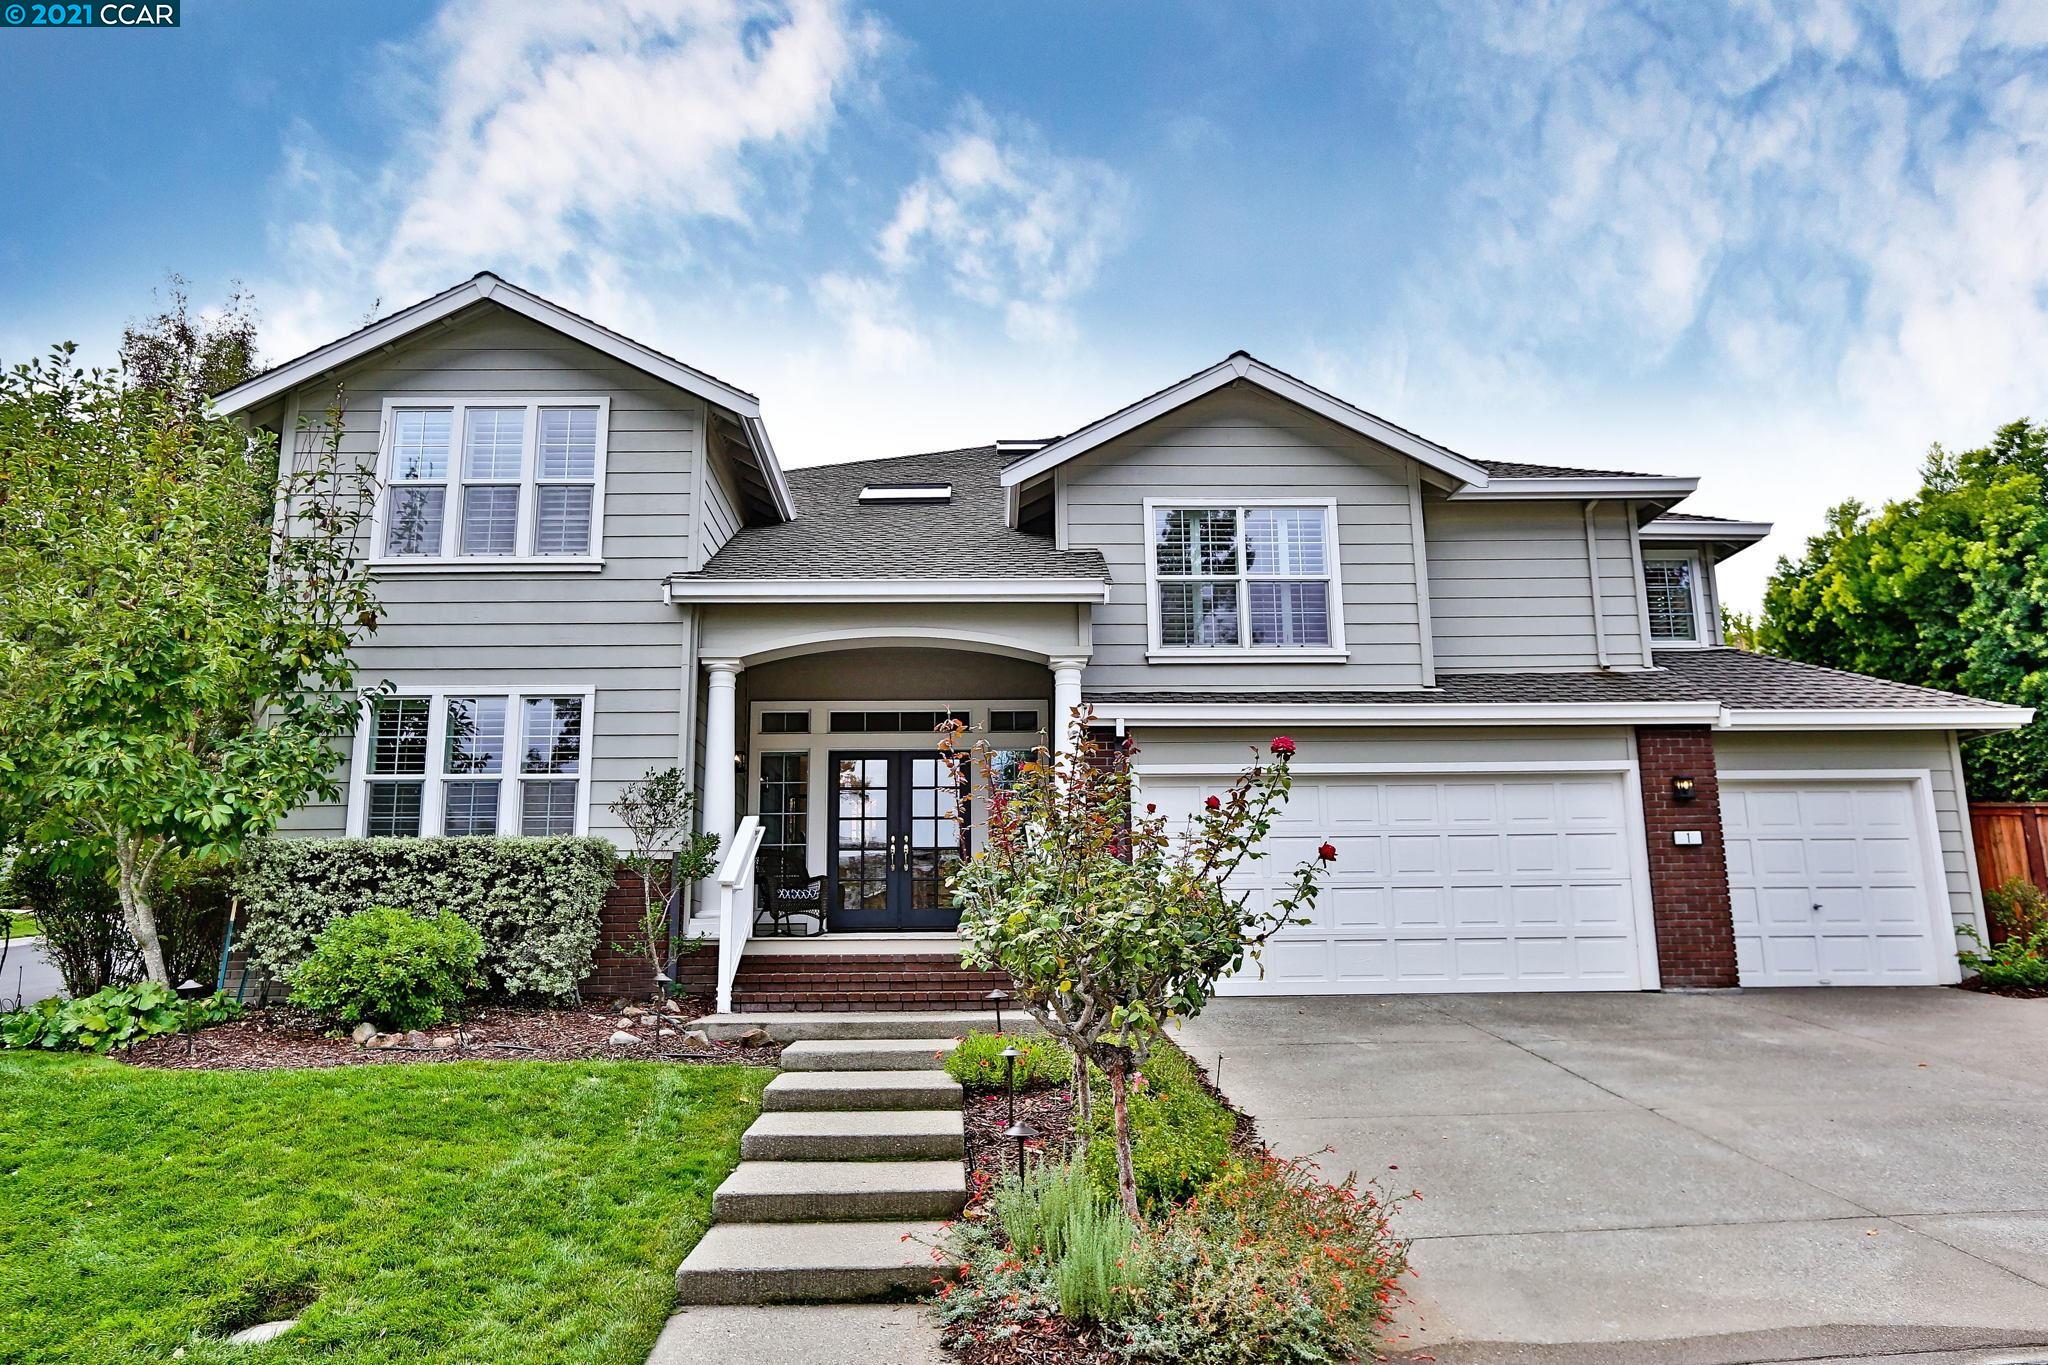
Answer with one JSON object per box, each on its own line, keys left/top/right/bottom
{"left": 1204, "top": 795, "right": 1221, "bottom": 811}
{"left": 1270, "top": 735, "right": 1296, "bottom": 757}
{"left": 1318, "top": 842, "right": 1338, "bottom": 862}
{"left": 1145, "top": 802, "right": 1157, "bottom": 814}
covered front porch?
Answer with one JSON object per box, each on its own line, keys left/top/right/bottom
{"left": 677, "top": 601, "right": 1093, "bottom": 1011}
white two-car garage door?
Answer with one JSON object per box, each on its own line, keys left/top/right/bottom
{"left": 1143, "top": 772, "right": 1648, "bottom": 994}
{"left": 1722, "top": 779, "right": 1942, "bottom": 987}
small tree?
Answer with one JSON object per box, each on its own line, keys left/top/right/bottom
{"left": 0, "top": 350, "right": 378, "bottom": 985}
{"left": 609, "top": 767, "right": 721, "bottom": 994}
{"left": 944, "top": 715, "right": 1334, "bottom": 1223}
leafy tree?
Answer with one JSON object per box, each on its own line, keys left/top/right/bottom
{"left": 119, "top": 274, "right": 260, "bottom": 410}
{"left": 0, "top": 348, "right": 378, "bottom": 984}
{"left": 944, "top": 717, "right": 1333, "bottom": 1223}
{"left": 608, "top": 767, "right": 721, "bottom": 994}
{"left": 1757, "top": 419, "right": 2048, "bottom": 798}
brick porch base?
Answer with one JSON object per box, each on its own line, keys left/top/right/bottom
{"left": 731, "top": 952, "right": 1009, "bottom": 1012}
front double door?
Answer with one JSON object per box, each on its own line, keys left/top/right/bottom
{"left": 828, "top": 751, "right": 969, "bottom": 930}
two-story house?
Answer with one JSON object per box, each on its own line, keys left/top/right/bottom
{"left": 216, "top": 274, "right": 2032, "bottom": 1012}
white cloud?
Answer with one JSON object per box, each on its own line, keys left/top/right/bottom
{"left": 869, "top": 101, "right": 1131, "bottom": 345}
{"left": 261, "top": 0, "right": 879, "bottom": 356}
{"left": 1332, "top": 0, "right": 2048, "bottom": 609}
{"left": 811, "top": 271, "right": 926, "bottom": 367}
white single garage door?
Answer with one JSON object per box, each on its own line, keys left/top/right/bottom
{"left": 1722, "top": 780, "right": 1941, "bottom": 986}
{"left": 1142, "top": 772, "right": 1646, "bottom": 994}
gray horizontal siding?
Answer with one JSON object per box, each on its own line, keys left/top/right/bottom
{"left": 1426, "top": 498, "right": 1649, "bottom": 671}
{"left": 276, "top": 306, "right": 702, "bottom": 842}
{"left": 1066, "top": 388, "right": 1427, "bottom": 690}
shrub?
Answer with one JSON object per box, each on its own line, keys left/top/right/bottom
{"left": 287, "top": 906, "right": 484, "bottom": 1030}
{"left": 1054, "top": 1194, "right": 1145, "bottom": 1324}
{"left": 8, "top": 844, "right": 237, "bottom": 996}
{"left": 1111, "top": 1153, "right": 1409, "bottom": 1364}
{"left": 1084, "top": 1041, "right": 1236, "bottom": 1212}
{"left": 238, "top": 836, "right": 615, "bottom": 1000}
{"left": 995, "top": 1157, "right": 1099, "bottom": 1261}
{"left": 0, "top": 982, "right": 242, "bottom": 1053}
{"left": 1959, "top": 877, "right": 2048, "bottom": 993}
{"left": 7, "top": 844, "right": 131, "bottom": 996}
{"left": 947, "top": 1030, "right": 1075, "bottom": 1090}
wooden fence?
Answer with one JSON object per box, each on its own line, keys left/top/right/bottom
{"left": 1968, "top": 802, "right": 2048, "bottom": 941}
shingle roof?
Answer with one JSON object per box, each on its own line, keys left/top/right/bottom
{"left": 1086, "top": 648, "right": 2016, "bottom": 713}
{"left": 1475, "top": 458, "right": 1657, "bottom": 479}
{"left": 678, "top": 446, "right": 1109, "bottom": 582}
{"left": 1652, "top": 511, "right": 1749, "bottom": 524}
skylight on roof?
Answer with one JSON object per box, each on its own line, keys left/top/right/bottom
{"left": 859, "top": 483, "right": 952, "bottom": 503}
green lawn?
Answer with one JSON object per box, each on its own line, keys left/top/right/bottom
{"left": 5, "top": 913, "right": 38, "bottom": 939}
{"left": 0, "top": 1053, "right": 767, "bottom": 1363}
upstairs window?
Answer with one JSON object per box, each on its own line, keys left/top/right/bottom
{"left": 376, "top": 398, "right": 607, "bottom": 564}
{"left": 353, "top": 689, "right": 591, "bottom": 837}
{"left": 1644, "top": 553, "right": 1705, "bottom": 644}
{"left": 1148, "top": 502, "right": 1341, "bottom": 654}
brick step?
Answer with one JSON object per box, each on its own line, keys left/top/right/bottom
{"left": 734, "top": 976, "right": 1007, "bottom": 991}
{"left": 674, "top": 1220, "right": 953, "bottom": 1305}
{"left": 736, "top": 998, "right": 998, "bottom": 1014}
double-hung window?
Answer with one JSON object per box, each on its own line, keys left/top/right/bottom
{"left": 1148, "top": 501, "right": 1342, "bottom": 656}
{"left": 376, "top": 397, "right": 607, "bottom": 565}
{"left": 354, "top": 688, "right": 592, "bottom": 837}
{"left": 1643, "top": 552, "right": 1707, "bottom": 645}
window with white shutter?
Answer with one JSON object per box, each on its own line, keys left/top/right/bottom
{"left": 373, "top": 398, "right": 607, "bottom": 566}
{"left": 349, "top": 687, "right": 594, "bottom": 837}
{"left": 1147, "top": 500, "right": 1345, "bottom": 657}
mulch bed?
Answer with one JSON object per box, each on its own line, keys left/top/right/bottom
{"left": 1957, "top": 976, "right": 2048, "bottom": 999}
{"left": 953, "top": 1079, "right": 1113, "bottom": 1365}
{"left": 120, "top": 1001, "right": 782, "bottom": 1070}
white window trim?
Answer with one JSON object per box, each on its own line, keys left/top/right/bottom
{"left": 745, "top": 698, "right": 1047, "bottom": 883}
{"left": 1642, "top": 548, "right": 1710, "bottom": 647}
{"left": 347, "top": 685, "right": 597, "bottom": 838}
{"left": 1141, "top": 496, "right": 1349, "bottom": 664}
{"left": 368, "top": 395, "right": 610, "bottom": 571}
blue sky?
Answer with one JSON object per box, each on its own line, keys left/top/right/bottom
{"left": 6, "top": 0, "right": 2047, "bottom": 608}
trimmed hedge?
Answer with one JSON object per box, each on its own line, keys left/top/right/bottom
{"left": 237, "top": 837, "right": 617, "bottom": 1001}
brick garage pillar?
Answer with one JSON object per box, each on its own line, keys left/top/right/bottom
{"left": 1635, "top": 726, "right": 1739, "bottom": 988}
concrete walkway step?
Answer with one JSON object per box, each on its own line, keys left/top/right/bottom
{"left": 712, "top": 1160, "right": 966, "bottom": 1222}
{"left": 699, "top": 1010, "right": 1038, "bottom": 1042}
{"left": 742, "top": 1109, "right": 965, "bottom": 1161}
{"left": 673, "top": 1220, "right": 953, "bottom": 1305}
{"left": 779, "top": 1038, "right": 959, "bottom": 1072}
{"left": 762, "top": 1070, "right": 962, "bottom": 1113}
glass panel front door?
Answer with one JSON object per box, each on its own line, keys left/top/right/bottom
{"left": 828, "top": 751, "right": 966, "bottom": 930}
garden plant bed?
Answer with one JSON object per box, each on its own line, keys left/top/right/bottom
{"left": 119, "top": 1001, "right": 780, "bottom": 1070}
{"left": 937, "top": 1035, "right": 1392, "bottom": 1365}
{"left": 1958, "top": 975, "right": 2048, "bottom": 999}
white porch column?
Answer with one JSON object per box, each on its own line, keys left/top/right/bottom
{"left": 697, "top": 658, "right": 742, "bottom": 923}
{"left": 1050, "top": 656, "right": 1087, "bottom": 756}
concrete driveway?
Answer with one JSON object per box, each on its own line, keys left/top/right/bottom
{"left": 1176, "top": 988, "right": 2048, "bottom": 1365}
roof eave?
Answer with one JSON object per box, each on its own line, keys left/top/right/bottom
{"left": 1090, "top": 700, "right": 1726, "bottom": 727}
{"left": 1449, "top": 476, "right": 1701, "bottom": 502}
{"left": 1642, "top": 517, "right": 1773, "bottom": 543}
{"left": 664, "top": 575, "right": 1112, "bottom": 605}
{"left": 1718, "top": 705, "right": 2036, "bottom": 733}
{"left": 998, "top": 354, "right": 1491, "bottom": 504}
{"left": 214, "top": 271, "right": 766, "bottom": 429}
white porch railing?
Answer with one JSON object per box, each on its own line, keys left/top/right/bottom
{"left": 713, "top": 815, "right": 765, "bottom": 1014}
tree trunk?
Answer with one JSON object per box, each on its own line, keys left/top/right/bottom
{"left": 1105, "top": 1053, "right": 1144, "bottom": 1227}
{"left": 1072, "top": 1046, "right": 1093, "bottom": 1125}
{"left": 111, "top": 830, "right": 171, "bottom": 985}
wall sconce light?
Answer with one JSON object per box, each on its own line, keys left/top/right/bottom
{"left": 1671, "top": 775, "right": 1698, "bottom": 803}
